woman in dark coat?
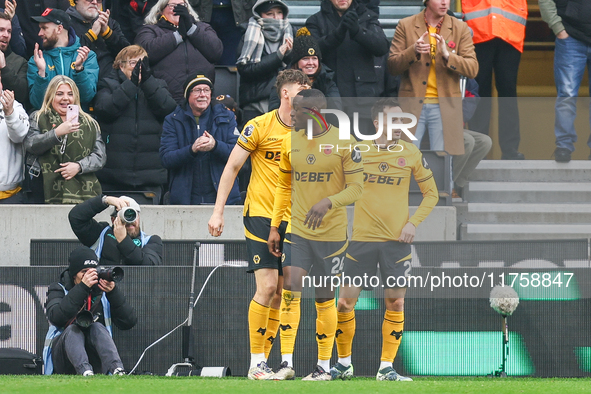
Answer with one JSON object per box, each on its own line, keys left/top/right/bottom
{"left": 236, "top": 0, "right": 293, "bottom": 126}
{"left": 94, "top": 45, "right": 177, "bottom": 196}
{"left": 135, "top": 0, "right": 223, "bottom": 104}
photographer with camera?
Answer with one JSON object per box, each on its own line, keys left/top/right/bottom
{"left": 43, "top": 247, "right": 137, "bottom": 375}
{"left": 68, "top": 194, "right": 163, "bottom": 265}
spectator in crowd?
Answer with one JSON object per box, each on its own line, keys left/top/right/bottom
{"left": 160, "top": 73, "right": 241, "bottom": 205}
{"left": 388, "top": 0, "right": 478, "bottom": 155}
{"left": 24, "top": 75, "right": 105, "bottom": 204}
{"left": 0, "top": 12, "right": 28, "bottom": 107}
{"left": 111, "top": 0, "right": 158, "bottom": 43}
{"left": 0, "top": 0, "right": 26, "bottom": 58}
{"left": 306, "top": 0, "right": 389, "bottom": 98}
{"left": 236, "top": 0, "right": 293, "bottom": 126}
{"left": 43, "top": 246, "right": 136, "bottom": 375}
{"left": 453, "top": 77, "right": 492, "bottom": 200}
{"left": 268, "top": 28, "right": 341, "bottom": 111}
{"left": 69, "top": 194, "right": 163, "bottom": 265}
{"left": 0, "top": 75, "right": 29, "bottom": 204}
{"left": 1, "top": 0, "right": 68, "bottom": 59}
{"left": 94, "top": 45, "right": 176, "bottom": 199}
{"left": 135, "top": 0, "right": 222, "bottom": 104}
{"left": 462, "top": 0, "right": 527, "bottom": 160}
{"left": 66, "top": 0, "right": 130, "bottom": 80}
{"left": 191, "top": 0, "right": 255, "bottom": 65}
{"left": 27, "top": 8, "right": 99, "bottom": 110}
{"left": 540, "top": 0, "right": 591, "bottom": 162}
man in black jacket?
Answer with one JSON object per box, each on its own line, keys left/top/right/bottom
{"left": 69, "top": 194, "right": 163, "bottom": 265}
{"left": 66, "top": 0, "right": 130, "bottom": 80}
{"left": 306, "top": 0, "right": 389, "bottom": 98}
{"left": 44, "top": 247, "right": 137, "bottom": 375}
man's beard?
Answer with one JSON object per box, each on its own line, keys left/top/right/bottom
{"left": 79, "top": 8, "right": 99, "bottom": 21}
{"left": 42, "top": 35, "right": 59, "bottom": 49}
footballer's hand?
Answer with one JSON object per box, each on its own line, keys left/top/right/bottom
{"left": 208, "top": 212, "right": 224, "bottom": 237}
{"left": 304, "top": 197, "right": 332, "bottom": 230}
{"left": 267, "top": 226, "right": 282, "bottom": 257}
{"left": 399, "top": 222, "right": 416, "bottom": 243}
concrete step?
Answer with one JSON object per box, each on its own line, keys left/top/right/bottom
{"left": 465, "top": 181, "right": 591, "bottom": 203}
{"left": 469, "top": 160, "right": 591, "bottom": 182}
{"left": 460, "top": 223, "right": 591, "bottom": 241}
{"left": 456, "top": 203, "right": 591, "bottom": 224}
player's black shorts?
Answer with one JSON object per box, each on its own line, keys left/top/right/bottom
{"left": 285, "top": 233, "right": 348, "bottom": 277}
{"left": 244, "top": 216, "right": 287, "bottom": 274}
{"left": 342, "top": 241, "right": 412, "bottom": 288}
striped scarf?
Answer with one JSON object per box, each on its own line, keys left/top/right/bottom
{"left": 237, "top": 16, "right": 292, "bottom": 65}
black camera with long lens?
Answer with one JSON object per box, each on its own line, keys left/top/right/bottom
{"left": 75, "top": 310, "right": 95, "bottom": 329}
{"left": 118, "top": 207, "right": 138, "bottom": 224}
{"left": 96, "top": 266, "right": 124, "bottom": 282}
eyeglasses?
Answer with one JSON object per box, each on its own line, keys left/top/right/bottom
{"left": 122, "top": 59, "right": 140, "bottom": 67}
{"left": 165, "top": 2, "right": 187, "bottom": 9}
{"left": 191, "top": 88, "right": 211, "bottom": 95}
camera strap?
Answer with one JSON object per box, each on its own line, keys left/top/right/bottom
{"left": 88, "top": 294, "right": 92, "bottom": 311}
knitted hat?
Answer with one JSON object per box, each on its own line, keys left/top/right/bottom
{"left": 184, "top": 74, "right": 213, "bottom": 100}
{"left": 291, "top": 27, "right": 322, "bottom": 66}
{"left": 69, "top": 247, "right": 99, "bottom": 282}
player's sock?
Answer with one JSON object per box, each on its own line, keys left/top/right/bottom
{"left": 335, "top": 310, "right": 356, "bottom": 366}
{"left": 316, "top": 299, "right": 337, "bottom": 365}
{"left": 318, "top": 359, "right": 330, "bottom": 371}
{"left": 280, "top": 290, "right": 301, "bottom": 366}
{"left": 250, "top": 353, "right": 266, "bottom": 370}
{"left": 338, "top": 356, "right": 352, "bottom": 368}
{"left": 379, "top": 361, "right": 392, "bottom": 370}
{"left": 249, "top": 300, "right": 270, "bottom": 359}
{"left": 264, "top": 307, "right": 280, "bottom": 358}
{"left": 381, "top": 310, "right": 404, "bottom": 363}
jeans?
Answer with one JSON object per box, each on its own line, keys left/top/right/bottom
{"left": 554, "top": 35, "right": 591, "bottom": 152}
{"left": 414, "top": 103, "right": 444, "bottom": 151}
{"left": 51, "top": 323, "right": 124, "bottom": 375}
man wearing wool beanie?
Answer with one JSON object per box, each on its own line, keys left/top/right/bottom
{"left": 160, "top": 72, "right": 241, "bottom": 205}
{"left": 43, "top": 246, "right": 137, "bottom": 376}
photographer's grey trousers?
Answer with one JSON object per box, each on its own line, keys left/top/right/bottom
{"left": 51, "top": 323, "right": 124, "bottom": 375}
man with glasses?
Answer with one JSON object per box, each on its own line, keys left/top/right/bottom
{"left": 66, "top": 0, "right": 130, "bottom": 80}
{"left": 160, "top": 73, "right": 241, "bottom": 205}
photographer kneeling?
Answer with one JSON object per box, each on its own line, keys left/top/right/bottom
{"left": 44, "top": 247, "right": 137, "bottom": 375}
{"left": 69, "top": 195, "right": 162, "bottom": 265}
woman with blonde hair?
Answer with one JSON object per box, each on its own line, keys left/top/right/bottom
{"left": 135, "top": 0, "right": 222, "bottom": 103}
{"left": 24, "top": 75, "right": 106, "bottom": 204}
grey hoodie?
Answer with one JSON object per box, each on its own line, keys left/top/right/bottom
{"left": 0, "top": 100, "right": 29, "bottom": 192}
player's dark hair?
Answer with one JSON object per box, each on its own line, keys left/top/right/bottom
{"left": 296, "top": 88, "right": 327, "bottom": 109}
{"left": 371, "top": 97, "right": 401, "bottom": 121}
{"left": 275, "top": 69, "right": 311, "bottom": 96}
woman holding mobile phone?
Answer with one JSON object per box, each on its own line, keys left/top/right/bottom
{"left": 24, "top": 75, "right": 105, "bottom": 204}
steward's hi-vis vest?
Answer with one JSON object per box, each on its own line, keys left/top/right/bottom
{"left": 462, "top": 0, "right": 528, "bottom": 52}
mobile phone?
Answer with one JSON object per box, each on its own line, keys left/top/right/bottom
{"left": 66, "top": 104, "right": 79, "bottom": 123}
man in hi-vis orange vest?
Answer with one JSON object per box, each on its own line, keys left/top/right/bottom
{"left": 462, "top": 0, "right": 528, "bottom": 160}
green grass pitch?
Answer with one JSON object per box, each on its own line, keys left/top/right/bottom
{"left": 1, "top": 376, "right": 591, "bottom": 394}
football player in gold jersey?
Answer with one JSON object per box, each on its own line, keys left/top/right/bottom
{"left": 208, "top": 70, "right": 310, "bottom": 380}
{"left": 268, "top": 89, "right": 364, "bottom": 380}
{"left": 330, "top": 98, "right": 439, "bottom": 381}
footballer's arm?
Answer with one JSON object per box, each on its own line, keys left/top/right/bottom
{"left": 208, "top": 145, "right": 250, "bottom": 237}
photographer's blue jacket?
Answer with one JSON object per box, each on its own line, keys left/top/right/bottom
{"left": 160, "top": 103, "right": 241, "bottom": 205}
